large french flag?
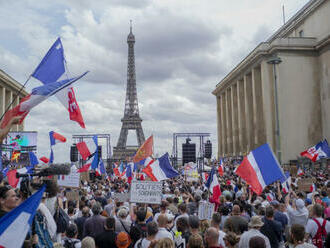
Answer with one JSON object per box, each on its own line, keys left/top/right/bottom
{"left": 205, "top": 167, "right": 221, "bottom": 202}
{"left": 235, "top": 143, "right": 285, "bottom": 195}
{"left": 32, "top": 37, "right": 86, "bottom": 129}
{"left": 0, "top": 186, "right": 45, "bottom": 248}
{"left": 142, "top": 153, "right": 179, "bottom": 181}
{"left": 0, "top": 72, "right": 88, "bottom": 128}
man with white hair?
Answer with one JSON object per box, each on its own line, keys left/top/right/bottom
{"left": 285, "top": 194, "right": 309, "bottom": 226}
{"left": 115, "top": 207, "right": 131, "bottom": 233}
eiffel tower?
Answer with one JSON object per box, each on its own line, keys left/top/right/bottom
{"left": 113, "top": 22, "right": 145, "bottom": 161}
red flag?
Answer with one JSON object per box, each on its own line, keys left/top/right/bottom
{"left": 7, "top": 170, "right": 19, "bottom": 188}
{"left": 76, "top": 142, "right": 92, "bottom": 160}
{"left": 133, "top": 135, "right": 153, "bottom": 163}
{"left": 67, "top": 88, "right": 85, "bottom": 128}
{"left": 77, "top": 163, "right": 91, "bottom": 173}
{"left": 39, "top": 157, "right": 49, "bottom": 164}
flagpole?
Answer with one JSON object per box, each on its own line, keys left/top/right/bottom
{"left": 0, "top": 75, "right": 32, "bottom": 122}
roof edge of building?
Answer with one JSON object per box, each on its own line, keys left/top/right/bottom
{"left": 0, "top": 70, "right": 29, "bottom": 96}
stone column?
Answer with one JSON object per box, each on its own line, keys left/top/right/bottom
{"left": 0, "top": 87, "right": 5, "bottom": 117}
{"left": 244, "top": 73, "right": 254, "bottom": 153}
{"left": 231, "top": 84, "right": 237, "bottom": 155}
{"left": 252, "top": 66, "right": 266, "bottom": 147}
{"left": 221, "top": 93, "right": 227, "bottom": 156}
{"left": 226, "top": 88, "right": 233, "bottom": 155}
{"left": 217, "top": 95, "right": 222, "bottom": 157}
{"left": 237, "top": 79, "right": 245, "bottom": 154}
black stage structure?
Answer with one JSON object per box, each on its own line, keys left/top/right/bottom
{"left": 172, "top": 132, "right": 210, "bottom": 171}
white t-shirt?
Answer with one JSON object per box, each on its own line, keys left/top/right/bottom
{"left": 218, "top": 230, "right": 226, "bottom": 247}
{"left": 134, "top": 238, "right": 151, "bottom": 248}
{"left": 155, "top": 227, "right": 174, "bottom": 240}
{"left": 305, "top": 217, "right": 330, "bottom": 238}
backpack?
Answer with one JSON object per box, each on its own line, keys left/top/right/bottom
{"left": 130, "top": 222, "right": 147, "bottom": 244}
{"left": 312, "top": 218, "right": 327, "bottom": 248}
{"left": 63, "top": 239, "right": 79, "bottom": 248}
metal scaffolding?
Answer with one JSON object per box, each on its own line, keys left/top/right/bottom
{"left": 172, "top": 132, "right": 210, "bottom": 170}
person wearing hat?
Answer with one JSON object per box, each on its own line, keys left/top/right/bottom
{"left": 285, "top": 194, "right": 309, "bottom": 226}
{"left": 238, "top": 216, "right": 271, "bottom": 248}
{"left": 116, "top": 232, "right": 132, "bottom": 248}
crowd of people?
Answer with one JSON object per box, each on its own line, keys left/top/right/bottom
{"left": 0, "top": 161, "right": 329, "bottom": 248}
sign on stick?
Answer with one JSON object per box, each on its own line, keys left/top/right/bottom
{"left": 130, "top": 181, "right": 162, "bottom": 204}
{"left": 198, "top": 202, "right": 214, "bottom": 220}
{"left": 58, "top": 165, "right": 80, "bottom": 188}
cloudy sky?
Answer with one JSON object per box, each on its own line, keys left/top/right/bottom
{"left": 0, "top": 0, "right": 309, "bottom": 163}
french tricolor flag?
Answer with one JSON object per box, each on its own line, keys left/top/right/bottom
{"left": 280, "top": 172, "right": 291, "bottom": 194}
{"left": 201, "top": 172, "right": 209, "bottom": 183}
{"left": 49, "top": 131, "right": 66, "bottom": 164}
{"left": 0, "top": 186, "right": 45, "bottom": 248}
{"left": 205, "top": 167, "right": 221, "bottom": 202}
{"left": 0, "top": 73, "right": 87, "bottom": 129}
{"left": 218, "top": 159, "right": 224, "bottom": 176}
{"left": 76, "top": 136, "right": 98, "bottom": 161}
{"left": 310, "top": 183, "right": 317, "bottom": 193}
{"left": 142, "top": 153, "right": 179, "bottom": 181}
{"left": 235, "top": 143, "right": 285, "bottom": 195}
{"left": 297, "top": 167, "right": 304, "bottom": 176}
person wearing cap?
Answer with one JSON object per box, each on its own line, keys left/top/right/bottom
{"left": 116, "top": 232, "right": 132, "bottom": 248}
{"left": 238, "top": 216, "right": 271, "bottom": 248}
{"left": 285, "top": 193, "right": 309, "bottom": 226}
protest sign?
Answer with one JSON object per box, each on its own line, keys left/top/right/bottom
{"left": 198, "top": 202, "right": 214, "bottom": 220}
{"left": 297, "top": 178, "right": 314, "bottom": 192}
{"left": 130, "top": 181, "right": 162, "bottom": 204}
{"left": 58, "top": 166, "right": 80, "bottom": 188}
{"left": 113, "top": 193, "right": 130, "bottom": 202}
{"left": 66, "top": 190, "right": 79, "bottom": 203}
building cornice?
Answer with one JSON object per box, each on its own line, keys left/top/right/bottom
{"left": 0, "top": 70, "right": 28, "bottom": 96}
{"left": 212, "top": 36, "right": 330, "bottom": 95}
{"left": 267, "top": 0, "right": 325, "bottom": 42}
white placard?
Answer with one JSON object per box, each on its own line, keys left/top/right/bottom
{"left": 130, "top": 181, "right": 162, "bottom": 204}
{"left": 198, "top": 202, "right": 214, "bottom": 220}
{"left": 58, "top": 166, "right": 80, "bottom": 188}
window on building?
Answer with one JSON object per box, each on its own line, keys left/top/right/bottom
{"left": 299, "top": 30, "right": 304, "bottom": 37}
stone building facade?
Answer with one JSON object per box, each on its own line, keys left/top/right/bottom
{"left": 213, "top": 0, "right": 330, "bottom": 164}
{"left": 0, "top": 70, "right": 28, "bottom": 131}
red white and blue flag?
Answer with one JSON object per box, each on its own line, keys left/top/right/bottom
{"left": 300, "top": 139, "right": 330, "bottom": 162}
{"left": 218, "top": 159, "right": 224, "bottom": 176}
{"left": 235, "top": 143, "right": 285, "bottom": 195}
{"left": 142, "top": 153, "right": 179, "bottom": 181}
{"left": 297, "top": 166, "right": 304, "bottom": 176}
{"left": 32, "top": 37, "right": 86, "bottom": 128}
{"left": 205, "top": 167, "right": 221, "bottom": 202}
{"left": 280, "top": 172, "right": 291, "bottom": 194}
{"left": 1, "top": 72, "right": 87, "bottom": 128}
{"left": 0, "top": 186, "right": 45, "bottom": 248}
{"left": 49, "top": 131, "right": 66, "bottom": 164}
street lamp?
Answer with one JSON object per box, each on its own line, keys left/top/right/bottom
{"left": 267, "top": 55, "right": 282, "bottom": 164}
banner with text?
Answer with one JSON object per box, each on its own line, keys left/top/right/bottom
{"left": 130, "top": 181, "right": 162, "bottom": 204}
